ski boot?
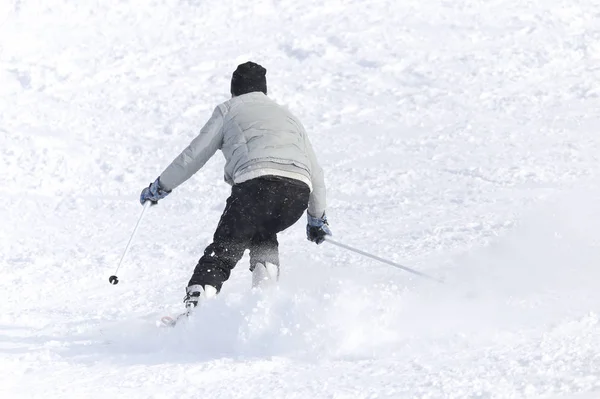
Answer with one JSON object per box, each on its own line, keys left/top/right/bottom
{"left": 251, "top": 262, "right": 279, "bottom": 289}
{"left": 184, "top": 284, "right": 217, "bottom": 310}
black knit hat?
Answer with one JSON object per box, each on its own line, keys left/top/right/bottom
{"left": 230, "top": 61, "right": 267, "bottom": 96}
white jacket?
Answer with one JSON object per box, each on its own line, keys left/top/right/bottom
{"left": 159, "top": 92, "right": 326, "bottom": 217}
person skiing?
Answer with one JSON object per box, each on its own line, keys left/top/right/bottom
{"left": 140, "top": 61, "right": 331, "bottom": 310}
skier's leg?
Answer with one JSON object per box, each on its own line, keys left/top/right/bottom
{"left": 248, "top": 177, "right": 311, "bottom": 287}
{"left": 188, "top": 184, "right": 258, "bottom": 295}
{"left": 249, "top": 232, "right": 280, "bottom": 287}
{"left": 249, "top": 233, "right": 279, "bottom": 271}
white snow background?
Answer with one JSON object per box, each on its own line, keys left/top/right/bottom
{"left": 2, "top": 0, "right": 600, "bottom": 398}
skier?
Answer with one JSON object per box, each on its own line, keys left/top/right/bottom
{"left": 140, "top": 61, "right": 331, "bottom": 310}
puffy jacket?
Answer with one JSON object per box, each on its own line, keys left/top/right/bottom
{"left": 159, "top": 92, "right": 326, "bottom": 217}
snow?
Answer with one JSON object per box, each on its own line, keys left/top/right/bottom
{"left": 2, "top": 0, "right": 600, "bottom": 397}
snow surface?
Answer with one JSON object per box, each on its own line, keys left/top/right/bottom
{"left": 2, "top": 0, "right": 600, "bottom": 397}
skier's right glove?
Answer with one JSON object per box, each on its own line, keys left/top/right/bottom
{"left": 307, "top": 212, "right": 332, "bottom": 245}
{"left": 140, "top": 177, "right": 171, "bottom": 205}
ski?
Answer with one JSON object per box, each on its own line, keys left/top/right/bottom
{"left": 157, "top": 311, "right": 189, "bottom": 328}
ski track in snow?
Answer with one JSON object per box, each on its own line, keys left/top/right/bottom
{"left": 2, "top": 0, "right": 600, "bottom": 398}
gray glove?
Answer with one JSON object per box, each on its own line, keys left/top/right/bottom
{"left": 306, "top": 213, "right": 332, "bottom": 244}
{"left": 139, "top": 178, "right": 171, "bottom": 205}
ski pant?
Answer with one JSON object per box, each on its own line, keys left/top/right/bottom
{"left": 188, "top": 176, "right": 310, "bottom": 292}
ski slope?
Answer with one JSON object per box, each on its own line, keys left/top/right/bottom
{"left": 2, "top": 0, "right": 600, "bottom": 397}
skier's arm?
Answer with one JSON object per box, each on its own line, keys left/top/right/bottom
{"left": 159, "top": 107, "right": 224, "bottom": 192}
{"left": 304, "top": 134, "right": 327, "bottom": 218}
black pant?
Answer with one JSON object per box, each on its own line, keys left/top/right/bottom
{"left": 188, "top": 176, "right": 310, "bottom": 292}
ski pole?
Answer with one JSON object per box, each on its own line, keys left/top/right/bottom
{"left": 324, "top": 237, "right": 444, "bottom": 283}
{"left": 109, "top": 201, "right": 152, "bottom": 285}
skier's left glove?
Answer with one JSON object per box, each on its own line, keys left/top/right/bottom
{"left": 307, "top": 212, "right": 332, "bottom": 245}
{"left": 140, "top": 178, "right": 171, "bottom": 205}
